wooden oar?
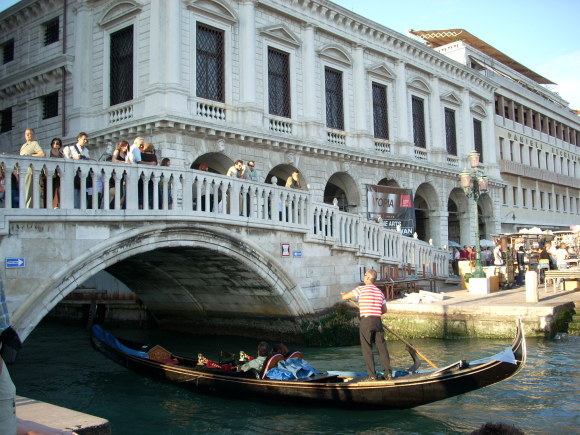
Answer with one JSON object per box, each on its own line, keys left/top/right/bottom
{"left": 346, "top": 299, "right": 438, "bottom": 369}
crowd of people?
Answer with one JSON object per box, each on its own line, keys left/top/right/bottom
{"left": 1, "top": 129, "right": 307, "bottom": 211}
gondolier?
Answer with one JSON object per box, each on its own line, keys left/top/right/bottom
{"left": 341, "top": 269, "right": 392, "bottom": 381}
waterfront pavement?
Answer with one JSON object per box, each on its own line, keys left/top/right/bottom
{"left": 384, "top": 278, "right": 579, "bottom": 337}
{"left": 16, "top": 396, "right": 111, "bottom": 434}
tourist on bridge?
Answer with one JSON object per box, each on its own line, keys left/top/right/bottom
{"left": 64, "top": 132, "right": 91, "bottom": 160}
{"left": 19, "top": 128, "right": 45, "bottom": 208}
{"left": 49, "top": 138, "right": 64, "bottom": 209}
{"left": 242, "top": 160, "right": 259, "bottom": 182}
{"left": 226, "top": 160, "right": 244, "bottom": 178}
{"left": 285, "top": 170, "right": 302, "bottom": 189}
{"left": 128, "top": 137, "right": 144, "bottom": 164}
{"left": 112, "top": 141, "right": 131, "bottom": 163}
{"left": 341, "top": 269, "right": 392, "bottom": 381}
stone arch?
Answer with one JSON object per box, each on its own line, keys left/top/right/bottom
{"left": 414, "top": 182, "right": 440, "bottom": 243}
{"left": 377, "top": 177, "right": 400, "bottom": 187}
{"left": 191, "top": 152, "right": 233, "bottom": 174}
{"left": 448, "top": 187, "right": 469, "bottom": 245}
{"left": 13, "top": 223, "right": 312, "bottom": 341}
{"left": 265, "top": 164, "right": 308, "bottom": 190}
{"left": 323, "top": 172, "right": 360, "bottom": 213}
{"left": 477, "top": 192, "right": 493, "bottom": 240}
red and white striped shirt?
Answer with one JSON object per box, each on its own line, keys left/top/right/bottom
{"left": 352, "top": 284, "right": 385, "bottom": 317}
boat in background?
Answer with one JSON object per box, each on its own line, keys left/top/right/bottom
{"left": 91, "top": 321, "right": 526, "bottom": 410}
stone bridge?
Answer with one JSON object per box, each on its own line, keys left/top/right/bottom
{"left": 0, "top": 156, "right": 448, "bottom": 341}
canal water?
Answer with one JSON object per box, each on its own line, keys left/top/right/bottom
{"left": 9, "top": 321, "right": 579, "bottom": 434}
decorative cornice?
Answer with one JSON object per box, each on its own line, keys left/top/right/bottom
{"left": 97, "top": 0, "right": 142, "bottom": 29}
{"left": 184, "top": 0, "right": 238, "bottom": 25}
{"left": 259, "top": 24, "right": 301, "bottom": 48}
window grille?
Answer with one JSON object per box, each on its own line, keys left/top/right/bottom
{"left": 268, "top": 47, "right": 290, "bottom": 118}
{"left": 2, "top": 39, "right": 14, "bottom": 64}
{"left": 412, "top": 96, "right": 426, "bottom": 148}
{"left": 196, "top": 23, "right": 224, "bottom": 102}
{"left": 444, "top": 108, "right": 457, "bottom": 155}
{"left": 473, "top": 119, "right": 483, "bottom": 162}
{"left": 44, "top": 17, "right": 59, "bottom": 45}
{"left": 0, "top": 107, "right": 12, "bottom": 133}
{"left": 372, "top": 83, "right": 389, "bottom": 139}
{"left": 325, "top": 67, "right": 343, "bottom": 130}
{"left": 110, "top": 26, "right": 134, "bottom": 106}
{"left": 42, "top": 92, "right": 58, "bottom": 119}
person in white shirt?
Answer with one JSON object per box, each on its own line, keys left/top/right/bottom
{"left": 554, "top": 243, "right": 570, "bottom": 269}
{"left": 128, "top": 137, "right": 144, "bottom": 164}
{"left": 64, "top": 132, "right": 91, "bottom": 160}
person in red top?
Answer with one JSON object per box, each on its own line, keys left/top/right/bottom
{"left": 341, "top": 269, "right": 392, "bottom": 381}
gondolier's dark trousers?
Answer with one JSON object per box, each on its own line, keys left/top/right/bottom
{"left": 360, "top": 316, "right": 391, "bottom": 377}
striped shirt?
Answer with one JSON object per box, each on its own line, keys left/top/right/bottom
{"left": 352, "top": 284, "right": 385, "bottom": 317}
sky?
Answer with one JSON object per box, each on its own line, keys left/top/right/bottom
{"left": 1, "top": 0, "right": 579, "bottom": 109}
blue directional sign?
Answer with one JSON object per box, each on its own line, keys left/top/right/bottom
{"left": 5, "top": 258, "right": 25, "bottom": 269}
{"left": 293, "top": 251, "right": 302, "bottom": 258}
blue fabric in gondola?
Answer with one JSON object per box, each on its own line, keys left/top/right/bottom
{"left": 266, "top": 358, "right": 318, "bottom": 380}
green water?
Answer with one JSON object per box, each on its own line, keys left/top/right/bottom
{"left": 8, "top": 321, "right": 579, "bottom": 434}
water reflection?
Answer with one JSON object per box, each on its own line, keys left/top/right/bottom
{"left": 9, "top": 321, "right": 579, "bottom": 434}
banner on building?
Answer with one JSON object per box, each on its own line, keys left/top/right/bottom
{"left": 366, "top": 185, "right": 415, "bottom": 236}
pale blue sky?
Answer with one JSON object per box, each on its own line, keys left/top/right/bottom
{"left": 2, "top": 0, "right": 579, "bottom": 108}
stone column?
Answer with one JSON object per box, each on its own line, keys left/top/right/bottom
{"left": 485, "top": 99, "right": 499, "bottom": 177}
{"left": 460, "top": 88, "right": 472, "bottom": 157}
{"left": 239, "top": 0, "right": 256, "bottom": 106}
{"left": 497, "top": 95, "right": 505, "bottom": 119}
{"left": 517, "top": 104, "right": 524, "bottom": 125}
{"left": 166, "top": 0, "right": 181, "bottom": 85}
{"left": 508, "top": 100, "right": 515, "bottom": 121}
{"left": 526, "top": 108, "right": 533, "bottom": 128}
{"left": 302, "top": 24, "right": 316, "bottom": 121}
{"left": 149, "top": 0, "right": 161, "bottom": 85}
{"left": 72, "top": 2, "right": 92, "bottom": 109}
{"left": 429, "top": 75, "right": 443, "bottom": 149}
{"left": 395, "top": 60, "right": 411, "bottom": 154}
{"left": 353, "top": 45, "right": 367, "bottom": 133}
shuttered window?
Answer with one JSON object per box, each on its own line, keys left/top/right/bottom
{"left": 268, "top": 47, "right": 290, "bottom": 118}
{"left": 372, "top": 83, "right": 389, "bottom": 139}
{"left": 445, "top": 108, "right": 457, "bottom": 155}
{"left": 196, "top": 23, "right": 224, "bottom": 102}
{"left": 110, "top": 26, "right": 134, "bottom": 106}
{"left": 412, "top": 96, "right": 426, "bottom": 148}
{"left": 325, "top": 67, "right": 344, "bottom": 130}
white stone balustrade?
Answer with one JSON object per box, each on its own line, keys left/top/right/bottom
{"left": 0, "top": 156, "right": 447, "bottom": 276}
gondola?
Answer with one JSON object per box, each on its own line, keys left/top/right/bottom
{"left": 90, "top": 321, "right": 526, "bottom": 410}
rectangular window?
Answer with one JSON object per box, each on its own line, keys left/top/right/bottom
{"left": 513, "top": 187, "right": 518, "bottom": 206}
{"left": 522, "top": 188, "right": 527, "bottom": 207}
{"left": 473, "top": 119, "right": 483, "bottom": 162}
{"left": 548, "top": 193, "right": 552, "bottom": 210}
{"left": 509, "top": 141, "right": 514, "bottom": 160}
{"left": 44, "top": 17, "right": 59, "bottom": 45}
{"left": 537, "top": 150, "right": 541, "bottom": 168}
{"left": 502, "top": 187, "right": 507, "bottom": 205}
{"left": 196, "top": 23, "right": 224, "bottom": 102}
{"left": 540, "top": 192, "right": 544, "bottom": 209}
{"left": 110, "top": 25, "right": 133, "bottom": 106}
{"left": 555, "top": 194, "right": 559, "bottom": 211}
{"left": 42, "top": 91, "right": 59, "bottom": 119}
{"left": 2, "top": 39, "right": 14, "bottom": 64}
{"left": 444, "top": 108, "right": 457, "bottom": 155}
{"left": 0, "top": 107, "right": 12, "bottom": 133}
{"left": 268, "top": 47, "right": 290, "bottom": 118}
{"left": 324, "top": 67, "right": 344, "bottom": 130}
{"left": 412, "top": 96, "right": 426, "bottom": 148}
{"left": 528, "top": 147, "right": 532, "bottom": 165}
{"left": 372, "top": 83, "right": 389, "bottom": 140}
{"left": 531, "top": 190, "right": 536, "bottom": 208}
{"left": 499, "top": 137, "right": 504, "bottom": 160}
{"left": 563, "top": 196, "right": 567, "bottom": 212}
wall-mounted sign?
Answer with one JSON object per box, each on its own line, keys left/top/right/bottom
{"left": 293, "top": 251, "right": 302, "bottom": 258}
{"left": 5, "top": 258, "right": 25, "bottom": 269}
{"left": 281, "top": 243, "right": 290, "bottom": 257}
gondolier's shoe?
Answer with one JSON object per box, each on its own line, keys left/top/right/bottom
{"left": 197, "top": 353, "right": 208, "bottom": 366}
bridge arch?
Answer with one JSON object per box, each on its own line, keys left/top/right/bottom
{"left": 14, "top": 223, "right": 312, "bottom": 340}
{"left": 323, "top": 172, "right": 360, "bottom": 213}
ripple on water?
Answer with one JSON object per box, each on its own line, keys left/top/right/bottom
{"left": 8, "top": 322, "right": 580, "bottom": 435}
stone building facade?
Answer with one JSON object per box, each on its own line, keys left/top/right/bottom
{"left": 1, "top": 0, "right": 578, "bottom": 248}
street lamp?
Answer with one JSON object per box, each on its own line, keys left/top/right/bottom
{"left": 459, "top": 150, "right": 489, "bottom": 279}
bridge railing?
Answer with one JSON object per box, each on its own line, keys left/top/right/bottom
{"left": 0, "top": 156, "right": 448, "bottom": 276}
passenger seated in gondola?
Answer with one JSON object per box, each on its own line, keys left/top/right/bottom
{"left": 265, "top": 343, "right": 318, "bottom": 380}
{"left": 239, "top": 341, "right": 270, "bottom": 372}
